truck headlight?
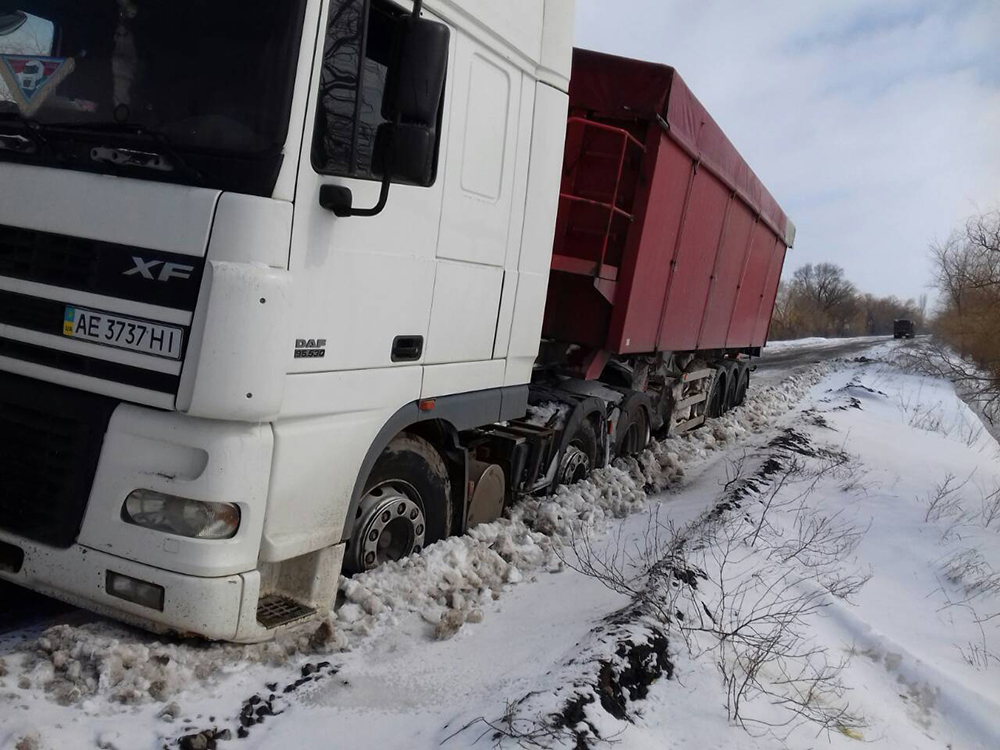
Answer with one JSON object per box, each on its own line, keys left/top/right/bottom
{"left": 122, "top": 490, "right": 241, "bottom": 540}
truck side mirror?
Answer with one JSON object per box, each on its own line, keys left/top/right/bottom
{"left": 372, "top": 17, "right": 449, "bottom": 187}
{"left": 383, "top": 17, "right": 450, "bottom": 127}
{"left": 372, "top": 122, "right": 437, "bottom": 186}
{"left": 325, "top": 11, "right": 449, "bottom": 216}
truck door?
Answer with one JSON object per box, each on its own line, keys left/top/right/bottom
{"left": 423, "top": 32, "right": 524, "bottom": 381}
{"left": 288, "top": 0, "right": 450, "bottom": 376}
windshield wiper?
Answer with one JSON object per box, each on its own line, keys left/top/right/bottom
{"left": 0, "top": 132, "right": 35, "bottom": 154}
{"left": 39, "top": 121, "right": 205, "bottom": 184}
{"left": 0, "top": 112, "right": 70, "bottom": 160}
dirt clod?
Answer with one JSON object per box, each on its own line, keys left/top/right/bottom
{"left": 598, "top": 632, "right": 673, "bottom": 720}
{"left": 177, "top": 732, "right": 208, "bottom": 750}
{"left": 158, "top": 702, "right": 181, "bottom": 722}
{"left": 14, "top": 732, "right": 41, "bottom": 750}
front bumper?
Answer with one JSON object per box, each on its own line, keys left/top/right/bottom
{"left": 0, "top": 532, "right": 257, "bottom": 641}
{"left": 0, "top": 400, "right": 283, "bottom": 641}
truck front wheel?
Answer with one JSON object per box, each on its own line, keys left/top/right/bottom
{"left": 346, "top": 434, "right": 452, "bottom": 574}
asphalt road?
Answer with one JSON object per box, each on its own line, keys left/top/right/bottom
{"left": 0, "top": 336, "right": 892, "bottom": 638}
{"left": 753, "top": 336, "right": 891, "bottom": 385}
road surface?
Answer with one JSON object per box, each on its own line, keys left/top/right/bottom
{"left": 752, "top": 335, "right": 890, "bottom": 385}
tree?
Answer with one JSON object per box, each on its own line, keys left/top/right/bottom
{"left": 769, "top": 262, "right": 925, "bottom": 341}
{"left": 930, "top": 210, "right": 1000, "bottom": 373}
{"left": 788, "top": 263, "right": 859, "bottom": 336}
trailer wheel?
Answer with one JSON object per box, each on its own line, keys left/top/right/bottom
{"left": 559, "top": 419, "right": 599, "bottom": 485}
{"left": 616, "top": 404, "right": 650, "bottom": 457}
{"left": 706, "top": 371, "right": 727, "bottom": 418}
{"left": 720, "top": 362, "right": 739, "bottom": 414}
{"left": 734, "top": 368, "right": 750, "bottom": 407}
{"left": 345, "top": 434, "right": 451, "bottom": 574}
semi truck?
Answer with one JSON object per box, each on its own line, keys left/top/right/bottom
{"left": 0, "top": 0, "right": 793, "bottom": 641}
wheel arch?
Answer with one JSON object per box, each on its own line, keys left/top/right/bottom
{"left": 341, "top": 386, "right": 528, "bottom": 543}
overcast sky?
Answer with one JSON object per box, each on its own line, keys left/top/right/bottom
{"left": 574, "top": 0, "right": 1000, "bottom": 303}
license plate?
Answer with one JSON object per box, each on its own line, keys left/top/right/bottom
{"left": 63, "top": 306, "right": 184, "bottom": 360}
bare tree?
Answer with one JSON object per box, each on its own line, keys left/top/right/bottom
{"left": 927, "top": 208, "right": 1000, "bottom": 404}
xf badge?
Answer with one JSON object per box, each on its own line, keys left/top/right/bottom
{"left": 124, "top": 256, "right": 195, "bottom": 282}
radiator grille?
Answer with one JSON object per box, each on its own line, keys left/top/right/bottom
{"left": 0, "top": 223, "right": 101, "bottom": 291}
{"left": 0, "top": 289, "right": 65, "bottom": 335}
{"left": 0, "top": 222, "right": 204, "bottom": 310}
{"left": 0, "top": 371, "right": 116, "bottom": 548}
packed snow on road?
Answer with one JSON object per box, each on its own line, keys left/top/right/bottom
{"left": 2, "top": 340, "right": 999, "bottom": 750}
{"left": 763, "top": 335, "right": 890, "bottom": 352}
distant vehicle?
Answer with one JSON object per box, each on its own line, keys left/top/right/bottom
{"left": 894, "top": 319, "right": 916, "bottom": 339}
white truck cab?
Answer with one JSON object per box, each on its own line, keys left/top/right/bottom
{"left": 0, "top": 0, "right": 574, "bottom": 641}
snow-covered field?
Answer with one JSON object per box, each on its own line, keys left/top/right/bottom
{"left": 3, "top": 341, "right": 1000, "bottom": 750}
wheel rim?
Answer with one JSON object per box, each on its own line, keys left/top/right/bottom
{"left": 559, "top": 444, "right": 591, "bottom": 485}
{"left": 353, "top": 481, "right": 426, "bottom": 571}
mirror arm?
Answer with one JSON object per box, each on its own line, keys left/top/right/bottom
{"left": 344, "top": 171, "right": 392, "bottom": 218}
{"left": 320, "top": 127, "right": 396, "bottom": 218}
{"left": 319, "top": 0, "right": 435, "bottom": 218}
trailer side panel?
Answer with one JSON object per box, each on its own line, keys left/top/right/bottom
{"left": 697, "top": 197, "right": 756, "bottom": 350}
{"left": 543, "top": 48, "right": 793, "bottom": 361}
{"left": 655, "top": 150, "right": 731, "bottom": 351}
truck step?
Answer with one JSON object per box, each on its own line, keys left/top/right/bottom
{"left": 256, "top": 594, "right": 315, "bottom": 629}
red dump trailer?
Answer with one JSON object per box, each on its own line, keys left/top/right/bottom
{"left": 524, "top": 48, "right": 794, "bottom": 444}
{"left": 543, "top": 49, "right": 794, "bottom": 379}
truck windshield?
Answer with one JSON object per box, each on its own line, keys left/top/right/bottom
{"left": 0, "top": 1, "right": 308, "bottom": 195}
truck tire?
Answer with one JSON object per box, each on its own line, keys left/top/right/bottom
{"left": 734, "top": 366, "right": 750, "bottom": 407}
{"left": 615, "top": 402, "right": 650, "bottom": 457}
{"left": 721, "top": 362, "right": 739, "bottom": 414}
{"left": 559, "top": 419, "right": 599, "bottom": 485}
{"left": 706, "top": 369, "right": 727, "bottom": 418}
{"left": 345, "top": 434, "right": 452, "bottom": 574}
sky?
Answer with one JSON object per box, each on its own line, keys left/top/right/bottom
{"left": 574, "top": 0, "right": 1000, "bottom": 303}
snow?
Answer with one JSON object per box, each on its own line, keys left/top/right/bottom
{"left": 3, "top": 340, "right": 1000, "bottom": 749}
{"left": 522, "top": 401, "right": 570, "bottom": 429}
{"left": 764, "top": 334, "right": 884, "bottom": 352}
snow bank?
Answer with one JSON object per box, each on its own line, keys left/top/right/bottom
{"left": 337, "top": 364, "right": 833, "bottom": 641}
{"left": 1, "top": 361, "right": 833, "bottom": 714}
{"left": 3, "top": 618, "right": 346, "bottom": 709}
{"left": 470, "top": 357, "right": 1000, "bottom": 749}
